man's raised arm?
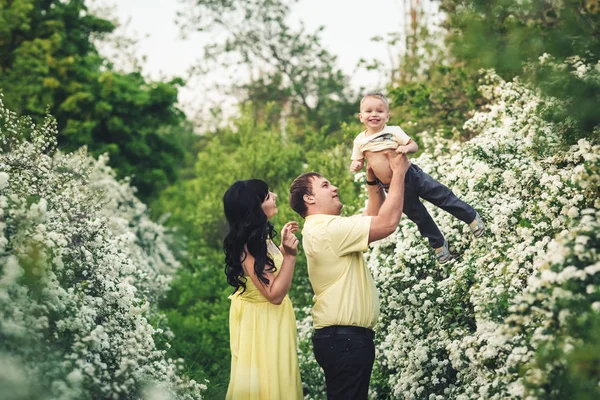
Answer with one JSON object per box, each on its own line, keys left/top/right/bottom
{"left": 364, "top": 165, "right": 385, "bottom": 217}
{"left": 368, "top": 153, "right": 410, "bottom": 243}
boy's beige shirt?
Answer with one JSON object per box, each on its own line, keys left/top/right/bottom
{"left": 351, "top": 124, "right": 411, "bottom": 160}
{"left": 302, "top": 214, "right": 380, "bottom": 329}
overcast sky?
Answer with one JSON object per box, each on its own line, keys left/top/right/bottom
{"left": 104, "top": 0, "right": 437, "bottom": 125}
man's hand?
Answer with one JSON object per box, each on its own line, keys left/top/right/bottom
{"left": 386, "top": 152, "right": 410, "bottom": 176}
{"left": 280, "top": 221, "right": 299, "bottom": 257}
{"left": 365, "top": 163, "right": 376, "bottom": 181}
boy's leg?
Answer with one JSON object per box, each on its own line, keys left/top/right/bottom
{"left": 403, "top": 167, "right": 446, "bottom": 249}
{"left": 410, "top": 164, "right": 477, "bottom": 224}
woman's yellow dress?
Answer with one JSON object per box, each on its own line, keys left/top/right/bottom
{"left": 226, "top": 244, "right": 303, "bottom": 400}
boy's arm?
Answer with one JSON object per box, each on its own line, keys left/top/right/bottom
{"left": 396, "top": 139, "right": 418, "bottom": 154}
{"left": 392, "top": 126, "right": 418, "bottom": 154}
{"left": 350, "top": 136, "right": 366, "bottom": 172}
{"left": 350, "top": 159, "right": 364, "bottom": 172}
{"left": 351, "top": 135, "right": 365, "bottom": 161}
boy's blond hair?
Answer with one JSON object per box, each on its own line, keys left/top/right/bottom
{"left": 359, "top": 92, "right": 389, "bottom": 110}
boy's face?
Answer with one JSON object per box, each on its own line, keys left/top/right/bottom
{"left": 359, "top": 97, "right": 389, "bottom": 133}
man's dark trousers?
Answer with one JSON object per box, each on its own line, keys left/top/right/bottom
{"left": 312, "top": 326, "right": 375, "bottom": 400}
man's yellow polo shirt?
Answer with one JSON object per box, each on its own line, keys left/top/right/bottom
{"left": 302, "top": 214, "right": 380, "bottom": 329}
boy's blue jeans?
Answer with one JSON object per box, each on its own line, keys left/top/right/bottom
{"left": 399, "top": 164, "right": 477, "bottom": 249}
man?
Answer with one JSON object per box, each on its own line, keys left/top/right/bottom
{"left": 289, "top": 152, "right": 410, "bottom": 399}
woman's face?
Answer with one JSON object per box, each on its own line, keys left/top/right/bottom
{"left": 261, "top": 191, "right": 278, "bottom": 219}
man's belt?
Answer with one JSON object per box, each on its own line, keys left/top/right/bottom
{"left": 314, "top": 325, "right": 374, "bottom": 339}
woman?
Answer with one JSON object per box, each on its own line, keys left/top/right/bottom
{"left": 223, "top": 179, "right": 303, "bottom": 399}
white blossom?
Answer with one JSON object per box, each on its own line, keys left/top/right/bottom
{"left": 0, "top": 97, "right": 206, "bottom": 399}
{"left": 299, "top": 66, "right": 600, "bottom": 398}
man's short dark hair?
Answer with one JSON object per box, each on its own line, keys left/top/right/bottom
{"left": 289, "top": 172, "right": 322, "bottom": 218}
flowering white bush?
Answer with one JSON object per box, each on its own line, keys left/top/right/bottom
{"left": 373, "top": 70, "right": 599, "bottom": 399}
{"left": 297, "top": 68, "right": 600, "bottom": 399}
{"left": 296, "top": 308, "right": 325, "bottom": 400}
{"left": 0, "top": 99, "right": 206, "bottom": 399}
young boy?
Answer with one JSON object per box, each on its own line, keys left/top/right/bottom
{"left": 350, "top": 92, "right": 485, "bottom": 264}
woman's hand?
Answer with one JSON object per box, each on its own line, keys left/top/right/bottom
{"left": 280, "top": 221, "right": 299, "bottom": 257}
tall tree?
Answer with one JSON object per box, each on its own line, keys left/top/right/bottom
{"left": 439, "top": 0, "right": 600, "bottom": 141}
{"left": 0, "top": 0, "right": 190, "bottom": 199}
{"left": 177, "top": 0, "right": 357, "bottom": 141}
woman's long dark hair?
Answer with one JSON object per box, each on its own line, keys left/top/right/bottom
{"left": 223, "top": 179, "right": 277, "bottom": 293}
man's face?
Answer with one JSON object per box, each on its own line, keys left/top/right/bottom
{"left": 306, "top": 176, "right": 343, "bottom": 215}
